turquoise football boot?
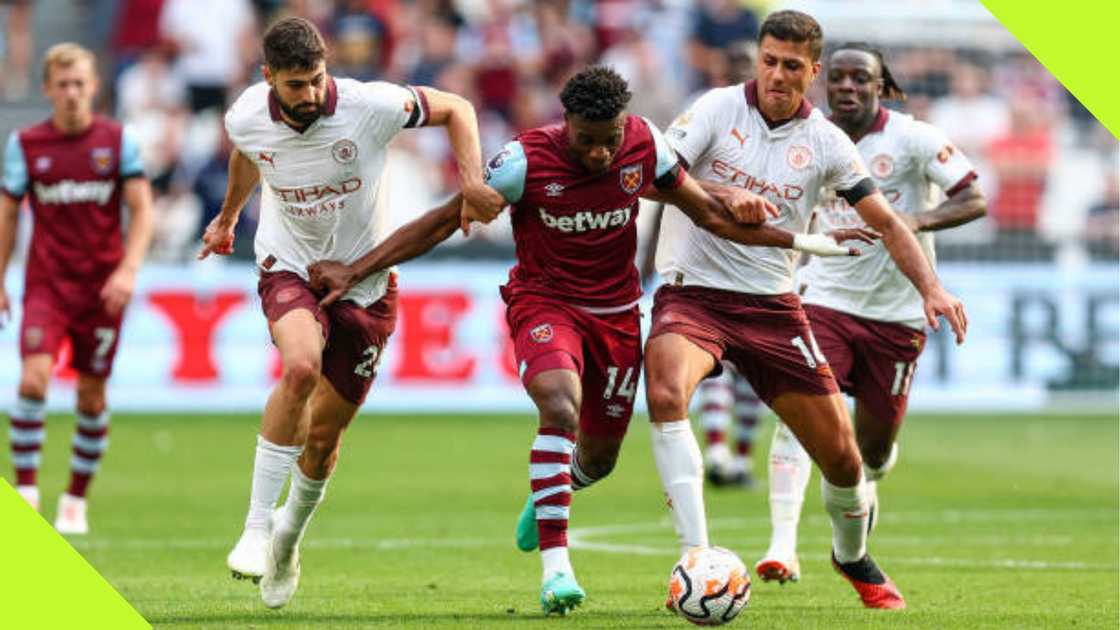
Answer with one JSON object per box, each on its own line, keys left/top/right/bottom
{"left": 515, "top": 494, "right": 538, "bottom": 552}
{"left": 540, "top": 572, "right": 585, "bottom": 615}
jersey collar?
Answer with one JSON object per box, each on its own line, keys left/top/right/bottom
{"left": 268, "top": 76, "right": 339, "bottom": 131}
{"left": 744, "top": 80, "right": 813, "bottom": 128}
{"left": 842, "top": 106, "right": 890, "bottom": 144}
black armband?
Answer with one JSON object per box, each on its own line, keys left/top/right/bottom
{"left": 837, "top": 177, "right": 877, "bottom": 206}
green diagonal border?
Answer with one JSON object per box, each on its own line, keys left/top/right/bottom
{"left": 983, "top": 0, "right": 1120, "bottom": 139}
{"left": 0, "top": 480, "right": 149, "bottom": 628}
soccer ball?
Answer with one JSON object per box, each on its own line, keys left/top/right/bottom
{"left": 667, "top": 546, "right": 751, "bottom": 626}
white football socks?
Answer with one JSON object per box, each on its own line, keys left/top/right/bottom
{"left": 766, "top": 421, "right": 812, "bottom": 559}
{"left": 541, "top": 547, "right": 574, "bottom": 582}
{"left": 821, "top": 474, "right": 869, "bottom": 564}
{"left": 245, "top": 435, "right": 303, "bottom": 531}
{"left": 651, "top": 419, "right": 708, "bottom": 554}
{"left": 274, "top": 465, "right": 329, "bottom": 559}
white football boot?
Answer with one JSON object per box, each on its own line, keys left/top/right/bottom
{"left": 16, "top": 485, "right": 40, "bottom": 512}
{"left": 260, "top": 512, "right": 301, "bottom": 609}
{"left": 227, "top": 524, "right": 271, "bottom": 583}
{"left": 54, "top": 493, "right": 88, "bottom": 535}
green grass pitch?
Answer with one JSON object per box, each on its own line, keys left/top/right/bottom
{"left": 5, "top": 411, "right": 1118, "bottom": 628}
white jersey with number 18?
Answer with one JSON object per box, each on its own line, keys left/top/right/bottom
{"left": 657, "top": 81, "right": 872, "bottom": 295}
{"left": 224, "top": 77, "right": 428, "bottom": 306}
{"left": 799, "top": 108, "right": 976, "bottom": 329}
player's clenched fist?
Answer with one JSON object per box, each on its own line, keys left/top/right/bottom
{"left": 197, "top": 218, "right": 236, "bottom": 259}
{"left": 307, "top": 260, "right": 356, "bottom": 307}
{"left": 459, "top": 181, "right": 506, "bottom": 234}
{"left": 721, "top": 188, "right": 780, "bottom": 224}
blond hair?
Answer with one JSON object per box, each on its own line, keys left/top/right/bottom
{"left": 42, "top": 43, "right": 97, "bottom": 83}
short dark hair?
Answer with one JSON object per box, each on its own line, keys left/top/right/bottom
{"left": 759, "top": 10, "right": 823, "bottom": 61}
{"left": 834, "top": 42, "right": 907, "bottom": 101}
{"left": 262, "top": 17, "right": 326, "bottom": 72}
{"left": 559, "top": 66, "right": 632, "bottom": 121}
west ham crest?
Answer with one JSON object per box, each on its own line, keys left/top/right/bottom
{"left": 331, "top": 139, "right": 358, "bottom": 164}
{"left": 620, "top": 164, "right": 643, "bottom": 194}
{"left": 91, "top": 147, "right": 114, "bottom": 175}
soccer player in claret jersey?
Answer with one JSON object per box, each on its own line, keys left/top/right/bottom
{"left": 201, "top": 17, "right": 504, "bottom": 609}
{"left": 306, "top": 65, "right": 862, "bottom": 615}
{"left": 0, "top": 43, "right": 154, "bottom": 534}
{"left": 758, "top": 43, "right": 987, "bottom": 582}
{"left": 646, "top": 11, "right": 970, "bottom": 610}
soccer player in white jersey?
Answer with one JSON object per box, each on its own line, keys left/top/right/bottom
{"left": 645, "top": 11, "right": 969, "bottom": 609}
{"left": 197, "top": 18, "right": 503, "bottom": 609}
{"left": 759, "top": 42, "right": 987, "bottom": 584}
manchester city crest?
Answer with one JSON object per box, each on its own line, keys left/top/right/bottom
{"left": 331, "top": 139, "right": 358, "bottom": 164}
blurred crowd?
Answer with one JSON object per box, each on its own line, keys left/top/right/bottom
{"left": 1, "top": 0, "right": 1116, "bottom": 263}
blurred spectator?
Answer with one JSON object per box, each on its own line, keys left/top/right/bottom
{"left": 159, "top": 0, "right": 257, "bottom": 113}
{"left": 1085, "top": 173, "right": 1119, "bottom": 260}
{"left": 110, "top": 0, "right": 166, "bottom": 71}
{"left": 600, "top": 18, "right": 685, "bottom": 127}
{"left": 329, "top": 0, "right": 392, "bottom": 81}
{"left": 689, "top": 0, "right": 759, "bottom": 89}
{"left": 986, "top": 96, "right": 1054, "bottom": 234}
{"left": 192, "top": 133, "right": 259, "bottom": 261}
{"left": 405, "top": 16, "right": 459, "bottom": 87}
{"left": 929, "top": 63, "right": 1010, "bottom": 158}
{"left": 116, "top": 50, "right": 188, "bottom": 194}
{"left": 0, "top": 0, "right": 32, "bottom": 101}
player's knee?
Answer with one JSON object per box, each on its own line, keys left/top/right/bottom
{"left": 645, "top": 379, "right": 688, "bottom": 420}
{"left": 536, "top": 390, "right": 579, "bottom": 433}
{"left": 581, "top": 453, "right": 617, "bottom": 481}
{"left": 281, "top": 357, "right": 321, "bottom": 398}
{"left": 17, "top": 374, "right": 48, "bottom": 401}
{"left": 75, "top": 377, "right": 108, "bottom": 414}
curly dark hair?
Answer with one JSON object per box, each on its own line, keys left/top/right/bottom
{"left": 263, "top": 17, "right": 326, "bottom": 72}
{"left": 559, "top": 66, "right": 632, "bottom": 121}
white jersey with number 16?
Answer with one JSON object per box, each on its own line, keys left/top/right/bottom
{"left": 800, "top": 109, "right": 977, "bottom": 329}
{"left": 657, "top": 81, "right": 871, "bottom": 295}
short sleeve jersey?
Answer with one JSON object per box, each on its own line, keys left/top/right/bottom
{"left": 800, "top": 109, "right": 977, "bottom": 328}
{"left": 657, "top": 81, "right": 871, "bottom": 295}
{"left": 224, "top": 77, "right": 427, "bottom": 306}
{"left": 486, "top": 115, "right": 682, "bottom": 309}
{"left": 2, "top": 116, "right": 145, "bottom": 302}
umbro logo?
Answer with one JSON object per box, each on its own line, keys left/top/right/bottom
{"left": 544, "top": 182, "right": 564, "bottom": 197}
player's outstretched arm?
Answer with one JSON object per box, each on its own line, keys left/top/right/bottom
{"left": 100, "top": 177, "right": 155, "bottom": 316}
{"left": 198, "top": 149, "right": 259, "bottom": 259}
{"left": 900, "top": 181, "right": 987, "bottom": 233}
{"left": 853, "top": 191, "right": 967, "bottom": 343}
{"left": 646, "top": 173, "right": 861, "bottom": 256}
{"left": 419, "top": 87, "right": 504, "bottom": 231}
{"left": 0, "top": 193, "right": 19, "bottom": 327}
{"left": 308, "top": 194, "right": 462, "bottom": 307}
